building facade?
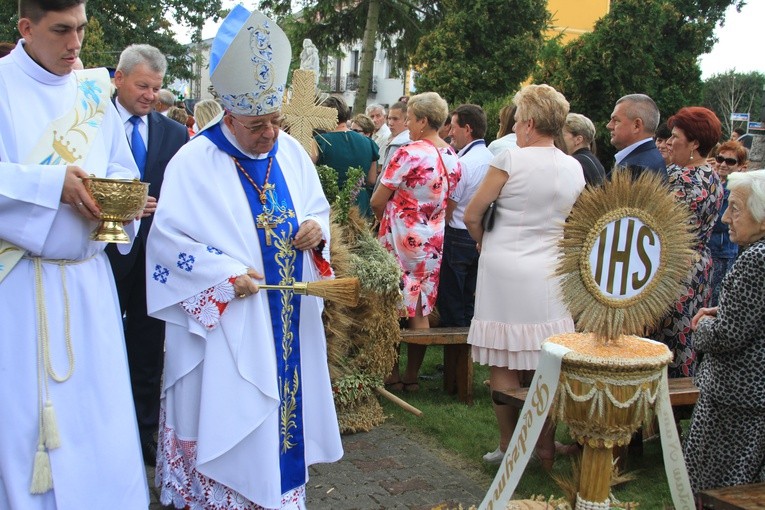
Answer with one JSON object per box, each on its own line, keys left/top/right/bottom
{"left": 181, "top": 1, "right": 610, "bottom": 112}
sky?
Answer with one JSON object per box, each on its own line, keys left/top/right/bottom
{"left": 698, "top": 1, "right": 764, "bottom": 79}
{"left": 175, "top": 1, "right": 763, "bottom": 81}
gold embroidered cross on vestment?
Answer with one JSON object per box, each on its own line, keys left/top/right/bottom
{"left": 256, "top": 212, "right": 278, "bottom": 246}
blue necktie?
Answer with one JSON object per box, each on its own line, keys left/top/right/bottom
{"left": 129, "top": 115, "right": 147, "bottom": 178}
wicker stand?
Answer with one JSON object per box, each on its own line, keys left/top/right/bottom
{"left": 549, "top": 333, "right": 672, "bottom": 509}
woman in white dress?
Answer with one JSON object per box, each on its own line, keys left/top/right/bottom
{"left": 464, "top": 84, "right": 585, "bottom": 468}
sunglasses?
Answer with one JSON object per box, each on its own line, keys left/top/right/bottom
{"left": 715, "top": 155, "right": 738, "bottom": 166}
{"left": 352, "top": 128, "right": 365, "bottom": 133}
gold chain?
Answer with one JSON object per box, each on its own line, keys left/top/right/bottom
{"left": 233, "top": 156, "right": 273, "bottom": 204}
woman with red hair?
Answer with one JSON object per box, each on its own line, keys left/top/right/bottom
{"left": 651, "top": 106, "right": 723, "bottom": 377}
{"left": 709, "top": 140, "right": 748, "bottom": 306}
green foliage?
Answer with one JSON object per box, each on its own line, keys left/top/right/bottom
{"left": 411, "top": 0, "right": 548, "bottom": 106}
{"left": 315, "top": 164, "right": 341, "bottom": 204}
{"left": 0, "top": 1, "right": 224, "bottom": 82}
{"left": 349, "top": 234, "right": 401, "bottom": 294}
{"left": 79, "top": 17, "right": 112, "bottom": 69}
{"left": 0, "top": 5, "right": 17, "bottom": 44}
{"left": 331, "top": 373, "right": 381, "bottom": 406}
{"left": 533, "top": 0, "right": 744, "bottom": 166}
{"left": 481, "top": 92, "right": 517, "bottom": 145}
{"left": 333, "top": 166, "right": 366, "bottom": 225}
{"left": 702, "top": 70, "right": 765, "bottom": 138}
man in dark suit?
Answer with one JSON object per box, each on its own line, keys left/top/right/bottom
{"left": 607, "top": 93, "right": 666, "bottom": 458}
{"left": 606, "top": 93, "right": 666, "bottom": 179}
{"left": 108, "top": 44, "right": 189, "bottom": 466}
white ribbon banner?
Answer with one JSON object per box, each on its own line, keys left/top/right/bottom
{"left": 478, "top": 341, "right": 571, "bottom": 510}
{"left": 656, "top": 369, "right": 695, "bottom": 509}
{"left": 478, "top": 339, "right": 695, "bottom": 510}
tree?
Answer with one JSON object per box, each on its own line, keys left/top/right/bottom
{"left": 263, "top": 0, "right": 442, "bottom": 111}
{"left": 410, "top": 0, "right": 549, "bottom": 107}
{"left": 79, "top": 17, "right": 112, "bottom": 69}
{"left": 533, "top": 0, "right": 744, "bottom": 165}
{"left": 0, "top": 1, "right": 224, "bottom": 81}
{"left": 702, "top": 71, "right": 765, "bottom": 138}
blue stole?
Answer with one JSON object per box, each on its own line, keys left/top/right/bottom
{"left": 201, "top": 123, "right": 306, "bottom": 494}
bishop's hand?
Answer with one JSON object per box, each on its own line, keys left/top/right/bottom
{"left": 233, "top": 268, "right": 264, "bottom": 299}
{"left": 293, "top": 219, "right": 323, "bottom": 251}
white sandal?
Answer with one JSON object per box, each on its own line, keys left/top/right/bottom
{"left": 482, "top": 447, "right": 505, "bottom": 464}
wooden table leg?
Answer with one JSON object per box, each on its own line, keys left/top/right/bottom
{"left": 443, "top": 345, "right": 457, "bottom": 394}
{"left": 454, "top": 344, "right": 473, "bottom": 405}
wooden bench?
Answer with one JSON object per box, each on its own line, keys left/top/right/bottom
{"left": 699, "top": 482, "right": 765, "bottom": 509}
{"left": 400, "top": 327, "right": 473, "bottom": 404}
{"left": 492, "top": 376, "right": 699, "bottom": 411}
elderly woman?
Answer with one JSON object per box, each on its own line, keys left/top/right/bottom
{"left": 464, "top": 85, "right": 585, "bottom": 467}
{"left": 312, "top": 95, "right": 379, "bottom": 216}
{"left": 685, "top": 169, "right": 765, "bottom": 492}
{"left": 651, "top": 107, "right": 723, "bottom": 378}
{"left": 563, "top": 113, "right": 606, "bottom": 186}
{"left": 370, "top": 91, "right": 461, "bottom": 392}
{"left": 351, "top": 113, "right": 375, "bottom": 137}
{"left": 709, "top": 140, "right": 748, "bottom": 306}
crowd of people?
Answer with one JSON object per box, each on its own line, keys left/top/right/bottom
{"left": 1, "top": 0, "right": 763, "bottom": 508}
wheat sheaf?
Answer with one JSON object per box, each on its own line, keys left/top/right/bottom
{"left": 557, "top": 168, "right": 695, "bottom": 341}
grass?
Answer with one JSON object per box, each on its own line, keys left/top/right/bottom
{"left": 379, "top": 344, "right": 678, "bottom": 508}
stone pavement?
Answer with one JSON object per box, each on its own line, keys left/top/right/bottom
{"left": 148, "top": 420, "right": 490, "bottom": 509}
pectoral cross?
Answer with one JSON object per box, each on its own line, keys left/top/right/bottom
{"left": 256, "top": 212, "right": 278, "bottom": 246}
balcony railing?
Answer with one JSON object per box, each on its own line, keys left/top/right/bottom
{"left": 345, "top": 74, "right": 378, "bottom": 94}
{"left": 320, "top": 75, "right": 344, "bottom": 93}
{"left": 346, "top": 73, "right": 360, "bottom": 91}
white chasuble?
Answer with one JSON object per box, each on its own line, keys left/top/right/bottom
{"left": 147, "top": 127, "right": 342, "bottom": 509}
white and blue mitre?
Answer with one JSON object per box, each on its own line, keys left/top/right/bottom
{"left": 209, "top": 5, "right": 290, "bottom": 116}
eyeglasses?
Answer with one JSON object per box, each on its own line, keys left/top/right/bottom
{"left": 229, "top": 114, "right": 284, "bottom": 135}
{"left": 352, "top": 128, "right": 365, "bottom": 133}
{"left": 715, "top": 155, "right": 738, "bottom": 166}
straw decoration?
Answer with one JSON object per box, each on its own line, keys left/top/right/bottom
{"left": 321, "top": 206, "right": 402, "bottom": 433}
{"left": 259, "top": 277, "right": 360, "bottom": 307}
{"left": 556, "top": 168, "right": 696, "bottom": 342}
{"left": 281, "top": 69, "right": 337, "bottom": 155}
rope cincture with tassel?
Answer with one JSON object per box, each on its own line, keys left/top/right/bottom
{"left": 30, "top": 258, "right": 77, "bottom": 494}
{"left": 258, "top": 277, "right": 360, "bottom": 307}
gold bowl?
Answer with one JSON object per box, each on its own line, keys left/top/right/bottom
{"left": 83, "top": 177, "right": 148, "bottom": 243}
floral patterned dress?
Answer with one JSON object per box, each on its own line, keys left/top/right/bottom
{"left": 652, "top": 164, "right": 722, "bottom": 377}
{"left": 378, "top": 139, "right": 461, "bottom": 317}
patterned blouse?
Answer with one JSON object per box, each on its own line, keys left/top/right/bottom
{"left": 651, "top": 163, "right": 722, "bottom": 377}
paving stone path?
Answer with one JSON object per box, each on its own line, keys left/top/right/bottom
{"left": 148, "top": 420, "right": 489, "bottom": 509}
